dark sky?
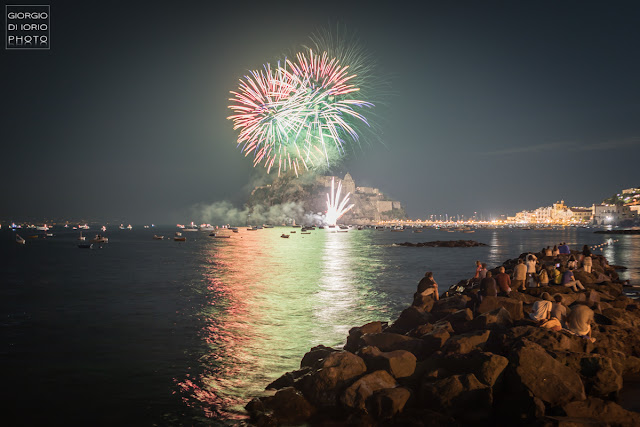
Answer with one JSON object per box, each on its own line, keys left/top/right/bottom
{"left": 2, "top": 0, "right": 639, "bottom": 223}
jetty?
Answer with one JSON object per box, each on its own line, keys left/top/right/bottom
{"left": 245, "top": 250, "right": 640, "bottom": 426}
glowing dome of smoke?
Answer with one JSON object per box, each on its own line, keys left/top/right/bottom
{"left": 325, "top": 177, "right": 354, "bottom": 226}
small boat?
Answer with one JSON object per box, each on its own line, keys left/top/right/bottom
{"left": 175, "top": 232, "right": 182, "bottom": 237}
{"left": 281, "top": 234, "right": 290, "bottom": 238}
{"left": 215, "top": 234, "right": 231, "bottom": 238}
{"left": 127, "top": 224, "right": 133, "bottom": 230}
{"left": 232, "top": 229, "right": 239, "bottom": 233}
{"left": 101, "top": 226, "right": 106, "bottom": 232}
{"left": 174, "top": 236, "right": 186, "bottom": 242}
{"left": 290, "top": 231, "right": 296, "bottom": 233}
{"left": 46, "top": 233, "right": 53, "bottom": 237}
{"left": 27, "top": 235, "right": 39, "bottom": 239}
{"left": 77, "top": 243, "right": 93, "bottom": 249}
{"left": 16, "top": 235, "right": 25, "bottom": 244}
{"left": 301, "top": 232, "right": 311, "bottom": 234}
{"left": 153, "top": 235, "right": 164, "bottom": 240}
{"left": 91, "top": 235, "right": 109, "bottom": 243}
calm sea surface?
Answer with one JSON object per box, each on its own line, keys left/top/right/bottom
{"left": 1, "top": 226, "right": 638, "bottom": 425}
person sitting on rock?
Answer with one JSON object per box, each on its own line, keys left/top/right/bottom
{"left": 549, "top": 265, "right": 562, "bottom": 285}
{"left": 580, "top": 244, "right": 592, "bottom": 263}
{"left": 552, "top": 245, "right": 560, "bottom": 256}
{"left": 561, "top": 267, "right": 585, "bottom": 292}
{"left": 567, "top": 302, "right": 596, "bottom": 342}
{"left": 551, "top": 294, "right": 571, "bottom": 328}
{"left": 479, "top": 271, "right": 497, "bottom": 300}
{"left": 538, "top": 267, "right": 549, "bottom": 287}
{"left": 512, "top": 259, "right": 527, "bottom": 292}
{"left": 529, "top": 292, "right": 561, "bottom": 331}
{"left": 559, "top": 242, "right": 570, "bottom": 255}
{"left": 525, "top": 254, "right": 538, "bottom": 287}
{"left": 583, "top": 254, "right": 593, "bottom": 274}
{"left": 495, "top": 266, "right": 512, "bottom": 295}
{"left": 567, "top": 255, "right": 578, "bottom": 270}
{"left": 544, "top": 246, "right": 553, "bottom": 257}
{"left": 416, "top": 271, "right": 439, "bottom": 301}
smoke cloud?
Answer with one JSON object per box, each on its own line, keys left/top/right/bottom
{"left": 192, "top": 200, "right": 326, "bottom": 226}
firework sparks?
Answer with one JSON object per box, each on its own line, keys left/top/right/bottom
{"left": 228, "top": 42, "right": 374, "bottom": 176}
{"left": 325, "top": 177, "right": 354, "bottom": 226}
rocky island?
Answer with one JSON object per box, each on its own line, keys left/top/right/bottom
{"left": 245, "top": 250, "right": 640, "bottom": 426}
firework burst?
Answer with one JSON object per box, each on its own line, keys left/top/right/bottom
{"left": 228, "top": 37, "right": 375, "bottom": 176}
{"left": 325, "top": 177, "right": 354, "bottom": 226}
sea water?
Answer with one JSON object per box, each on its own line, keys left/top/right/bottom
{"left": 1, "top": 226, "right": 638, "bottom": 425}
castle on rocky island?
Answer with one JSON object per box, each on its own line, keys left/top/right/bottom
{"left": 248, "top": 173, "right": 406, "bottom": 224}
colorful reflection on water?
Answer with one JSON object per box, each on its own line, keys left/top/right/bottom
{"left": 178, "top": 229, "right": 393, "bottom": 421}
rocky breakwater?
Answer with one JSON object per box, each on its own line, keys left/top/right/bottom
{"left": 245, "top": 250, "right": 640, "bottom": 426}
{"left": 396, "top": 240, "right": 488, "bottom": 248}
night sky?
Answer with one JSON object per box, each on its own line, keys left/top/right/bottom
{"left": 2, "top": 0, "right": 639, "bottom": 224}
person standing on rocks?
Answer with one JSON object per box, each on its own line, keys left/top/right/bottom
{"left": 580, "top": 245, "right": 592, "bottom": 263}
{"left": 567, "top": 302, "right": 595, "bottom": 342}
{"left": 512, "top": 259, "right": 527, "bottom": 291}
{"left": 495, "top": 266, "right": 512, "bottom": 295}
{"left": 417, "top": 271, "right": 439, "bottom": 301}
{"left": 561, "top": 267, "right": 585, "bottom": 292}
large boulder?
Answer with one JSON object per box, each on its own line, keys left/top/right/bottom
{"left": 412, "top": 292, "right": 436, "bottom": 312}
{"left": 466, "top": 307, "right": 513, "bottom": 331}
{"left": 386, "top": 306, "right": 432, "bottom": 335}
{"left": 297, "top": 351, "right": 367, "bottom": 408}
{"left": 344, "top": 322, "right": 384, "bottom": 353}
{"left": 340, "top": 370, "right": 397, "bottom": 412}
{"left": 432, "top": 295, "right": 470, "bottom": 313}
{"left": 420, "top": 373, "right": 493, "bottom": 422}
{"left": 427, "top": 351, "right": 509, "bottom": 387}
{"left": 580, "top": 354, "right": 624, "bottom": 398}
{"left": 506, "top": 341, "right": 586, "bottom": 407}
{"left": 265, "top": 387, "right": 316, "bottom": 424}
{"left": 478, "top": 296, "right": 524, "bottom": 321}
{"left": 443, "top": 329, "right": 491, "bottom": 354}
{"left": 300, "top": 345, "right": 338, "bottom": 369}
{"left": 361, "top": 333, "right": 426, "bottom": 359}
{"left": 563, "top": 397, "right": 640, "bottom": 427}
{"left": 358, "top": 347, "right": 417, "bottom": 379}
{"left": 421, "top": 328, "right": 451, "bottom": 356}
{"left": 366, "top": 387, "right": 411, "bottom": 419}
{"left": 266, "top": 367, "right": 311, "bottom": 390}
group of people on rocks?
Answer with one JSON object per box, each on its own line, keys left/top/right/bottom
{"left": 529, "top": 292, "right": 596, "bottom": 342}
{"left": 418, "top": 242, "right": 603, "bottom": 345}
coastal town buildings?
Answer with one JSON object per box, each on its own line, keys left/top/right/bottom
{"left": 592, "top": 204, "right": 636, "bottom": 226}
